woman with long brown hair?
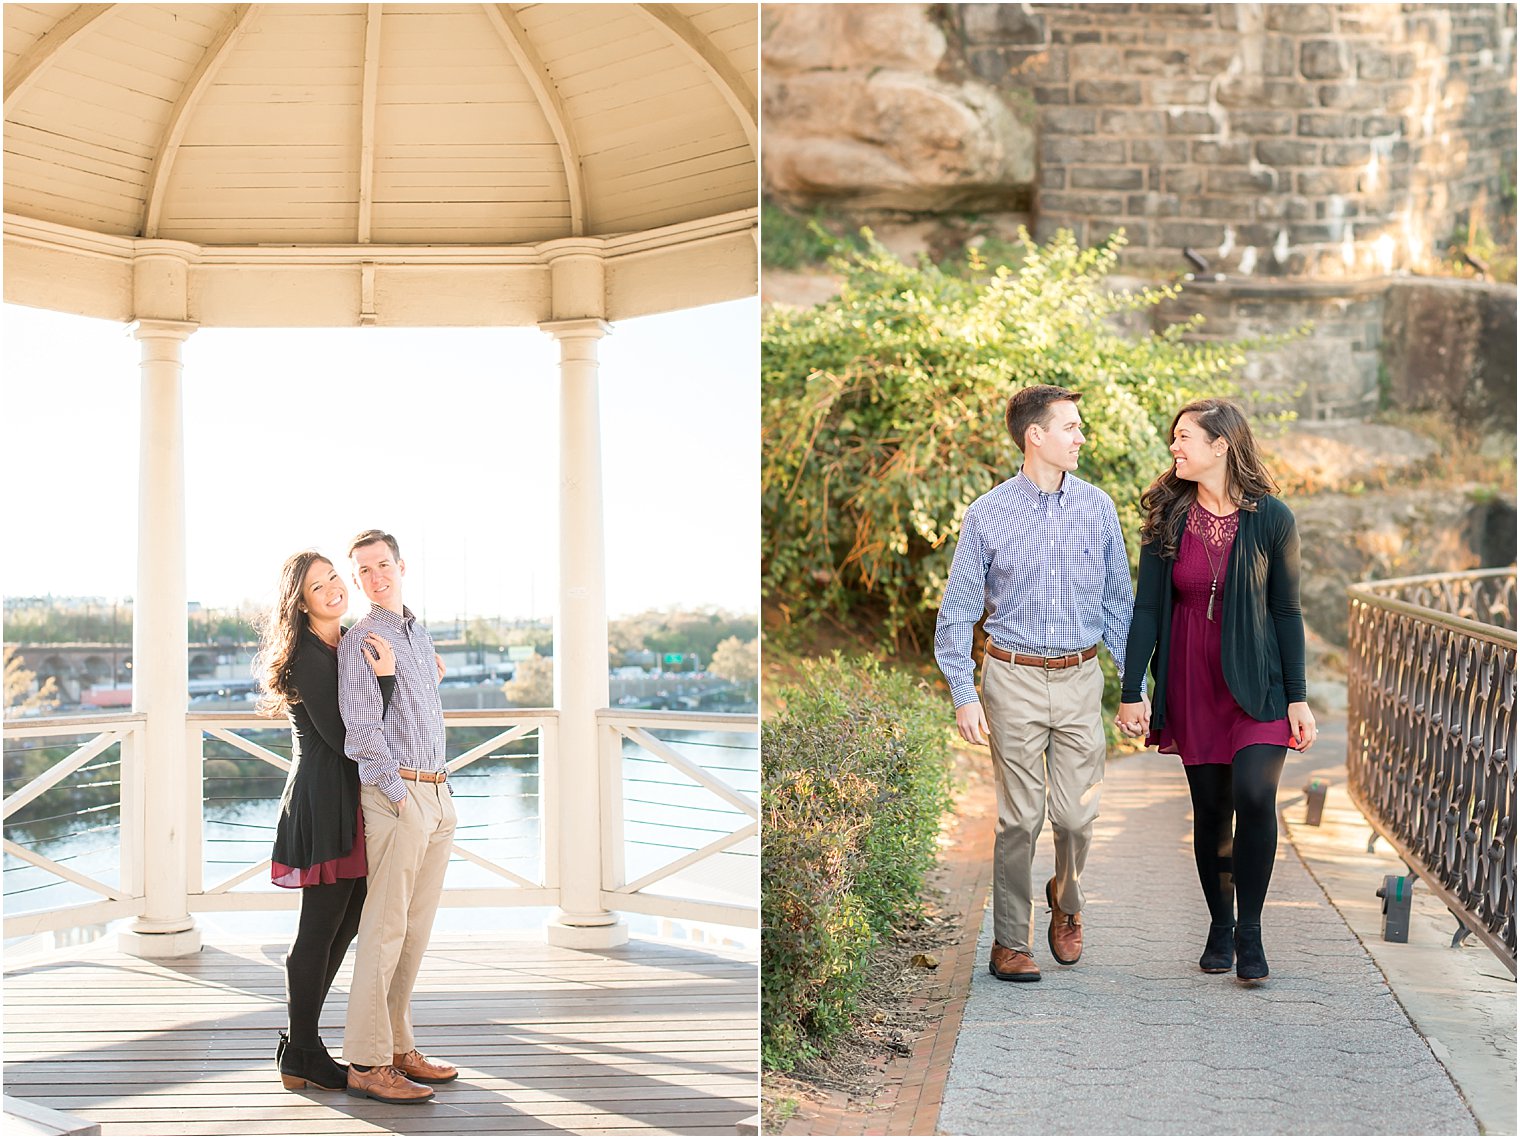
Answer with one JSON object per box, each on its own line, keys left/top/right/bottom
{"left": 254, "top": 550, "right": 395, "bottom": 1090}
{"left": 1116, "top": 398, "right": 1316, "bottom": 983}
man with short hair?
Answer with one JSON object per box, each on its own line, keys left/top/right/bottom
{"left": 935, "top": 385, "right": 1141, "bottom": 982}
{"left": 338, "top": 528, "right": 457, "bottom": 1103}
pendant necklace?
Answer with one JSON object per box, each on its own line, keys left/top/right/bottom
{"left": 1198, "top": 507, "right": 1226, "bottom": 622}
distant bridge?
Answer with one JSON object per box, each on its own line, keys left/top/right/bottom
{"left": 4, "top": 642, "right": 249, "bottom": 704}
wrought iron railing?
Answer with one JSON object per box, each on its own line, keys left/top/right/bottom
{"left": 1346, "top": 568, "right": 1516, "bottom": 973}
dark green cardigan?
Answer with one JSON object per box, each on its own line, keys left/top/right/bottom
{"left": 1120, "top": 494, "right": 1307, "bottom": 730}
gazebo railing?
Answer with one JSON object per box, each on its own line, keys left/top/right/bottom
{"left": 2, "top": 713, "right": 146, "bottom": 938}
{"left": 600, "top": 709, "right": 759, "bottom": 930}
{"left": 1346, "top": 568, "right": 1517, "bottom": 973}
{"left": 189, "top": 709, "right": 560, "bottom": 911}
{"left": 7, "top": 704, "right": 757, "bottom": 941}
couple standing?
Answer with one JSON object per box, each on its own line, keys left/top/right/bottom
{"left": 935, "top": 386, "right": 1317, "bottom": 985}
{"left": 254, "top": 529, "right": 457, "bottom": 1104}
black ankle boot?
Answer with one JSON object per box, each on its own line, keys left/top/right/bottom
{"left": 278, "top": 1037, "right": 347, "bottom": 1091}
{"left": 1199, "top": 922, "right": 1235, "bottom": 973}
{"left": 1235, "top": 923, "right": 1268, "bottom": 982}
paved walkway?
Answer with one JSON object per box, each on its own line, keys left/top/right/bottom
{"left": 939, "top": 738, "right": 1480, "bottom": 1135}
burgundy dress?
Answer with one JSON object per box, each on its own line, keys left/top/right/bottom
{"left": 1148, "top": 504, "right": 1295, "bottom": 765}
{"left": 270, "top": 633, "right": 381, "bottom": 887}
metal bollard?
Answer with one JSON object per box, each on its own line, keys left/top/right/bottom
{"left": 1303, "top": 779, "right": 1328, "bottom": 826}
{"left": 1376, "top": 874, "right": 1415, "bottom": 942}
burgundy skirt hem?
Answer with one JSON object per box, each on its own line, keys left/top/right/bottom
{"left": 271, "top": 805, "right": 367, "bottom": 888}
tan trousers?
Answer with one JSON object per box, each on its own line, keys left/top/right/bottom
{"left": 981, "top": 651, "right": 1107, "bottom": 953}
{"left": 344, "top": 779, "right": 455, "bottom": 1066}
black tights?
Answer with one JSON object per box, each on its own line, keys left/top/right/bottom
{"left": 286, "top": 877, "right": 366, "bottom": 1047}
{"left": 1184, "top": 744, "right": 1288, "bottom": 928}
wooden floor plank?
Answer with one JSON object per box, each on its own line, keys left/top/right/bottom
{"left": 4, "top": 934, "right": 758, "bottom": 1136}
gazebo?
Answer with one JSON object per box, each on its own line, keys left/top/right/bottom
{"left": 4, "top": 3, "right": 758, "bottom": 957}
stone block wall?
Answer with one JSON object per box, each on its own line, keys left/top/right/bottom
{"left": 950, "top": 2, "right": 1517, "bottom": 278}
{"left": 1152, "top": 278, "right": 1388, "bottom": 419}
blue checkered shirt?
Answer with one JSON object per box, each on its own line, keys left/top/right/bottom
{"left": 935, "top": 470, "right": 1136, "bottom": 709}
{"left": 338, "top": 604, "right": 447, "bottom": 802}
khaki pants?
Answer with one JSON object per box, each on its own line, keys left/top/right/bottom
{"left": 981, "top": 652, "right": 1106, "bottom": 953}
{"left": 344, "top": 780, "right": 455, "bottom": 1066}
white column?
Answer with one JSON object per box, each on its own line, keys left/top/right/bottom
{"left": 542, "top": 317, "right": 627, "bottom": 949}
{"left": 118, "top": 318, "right": 202, "bottom": 958}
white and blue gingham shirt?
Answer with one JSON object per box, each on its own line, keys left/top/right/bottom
{"left": 338, "top": 604, "right": 447, "bottom": 802}
{"left": 935, "top": 470, "right": 1136, "bottom": 709}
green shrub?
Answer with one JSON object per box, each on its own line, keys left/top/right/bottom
{"left": 762, "top": 228, "right": 1264, "bottom": 650}
{"left": 760, "top": 199, "right": 864, "bottom": 271}
{"left": 761, "top": 655, "right": 952, "bottom": 1070}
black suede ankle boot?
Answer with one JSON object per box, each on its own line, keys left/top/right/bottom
{"left": 1234, "top": 923, "right": 1268, "bottom": 982}
{"left": 1199, "top": 922, "right": 1235, "bottom": 973}
{"left": 278, "top": 1038, "right": 347, "bottom": 1091}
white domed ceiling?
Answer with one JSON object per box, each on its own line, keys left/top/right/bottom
{"left": 3, "top": 3, "right": 757, "bottom": 246}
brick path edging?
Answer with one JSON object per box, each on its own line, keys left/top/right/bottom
{"left": 781, "top": 766, "right": 994, "bottom": 1136}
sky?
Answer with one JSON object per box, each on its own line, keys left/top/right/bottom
{"left": 2, "top": 299, "right": 759, "bottom": 622}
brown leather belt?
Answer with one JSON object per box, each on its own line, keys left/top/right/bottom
{"left": 398, "top": 767, "right": 448, "bottom": 784}
{"left": 987, "top": 643, "right": 1098, "bottom": 670}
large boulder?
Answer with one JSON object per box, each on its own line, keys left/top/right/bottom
{"left": 1382, "top": 278, "right": 1518, "bottom": 433}
{"left": 1290, "top": 487, "right": 1509, "bottom": 646}
{"left": 763, "top": 4, "right": 1037, "bottom": 212}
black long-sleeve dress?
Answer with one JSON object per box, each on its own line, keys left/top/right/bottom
{"left": 271, "top": 629, "right": 393, "bottom": 886}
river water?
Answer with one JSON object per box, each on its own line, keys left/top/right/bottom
{"left": 3, "top": 720, "right": 757, "bottom": 953}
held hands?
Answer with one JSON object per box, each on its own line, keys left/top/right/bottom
{"left": 1116, "top": 695, "right": 1151, "bottom": 738}
{"left": 364, "top": 633, "right": 396, "bottom": 677}
{"left": 955, "top": 701, "right": 990, "bottom": 747}
{"left": 1288, "top": 701, "right": 1318, "bottom": 751}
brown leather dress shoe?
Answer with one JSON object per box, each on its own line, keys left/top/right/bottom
{"left": 346, "top": 1063, "right": 434, "bottom": 1103}
{"left": 1046, "top": 877, "right": 1083, "bottom": 965}
{"left": 393, "top": 1048, "right": 458, "bottom": 1084}
{"left": 988, "top": 942, "right": 1041, "bottom": 982}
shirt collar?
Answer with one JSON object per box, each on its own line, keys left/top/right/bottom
{"left": 1014, "top": 468, "right": 1069, "bottom": 507}
{"left": 366, "top": 604, "right": 414, "bottom": 629}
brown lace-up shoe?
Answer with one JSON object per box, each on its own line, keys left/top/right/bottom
{"left": 346, "top": 1063, "right": 434, "bottom": 1103}
{"left": 988, "top": 942, "right": 1041, "bottom": 982}
{"left": 1046, "top": 877, "right": 1083, "bottom": 965}
{"left": 393, "top": 1049, "right": 458, "bottom": 1083}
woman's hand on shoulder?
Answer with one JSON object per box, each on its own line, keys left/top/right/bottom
{"left": 364, "top": 633, "right": 396, "bottom": 677}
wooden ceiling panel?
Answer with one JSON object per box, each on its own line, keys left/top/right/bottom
{"left": 4, "top": 4, "right": 70, "bottom": 66}
{"left": 5, "top": 3, "right": 757, "bottom": 248}
{"left": 182, "top": 100, "right": 360, "bottom": 146}
{"left": 376, "top": 101, "right": 549, "bottom": 147}
{"left": 681, "top": 4, "right": 758, "bottom": 85}
{"left": 10, "top": 83, "right": 164, "bottom": 159}
{"left": 171, "top": 142, "right": 353, "bottom": 173}
{"left": 377, "top": 143, "right": 564, "bottom": 171}
{"left": 100, "top": 3, "right": 228, "bottom": 66}
{"left": 6, "top": 124, "right": 152, "bottom": 182}
{"left": 579, "top": 76, "right": 720, "bottom": 149}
